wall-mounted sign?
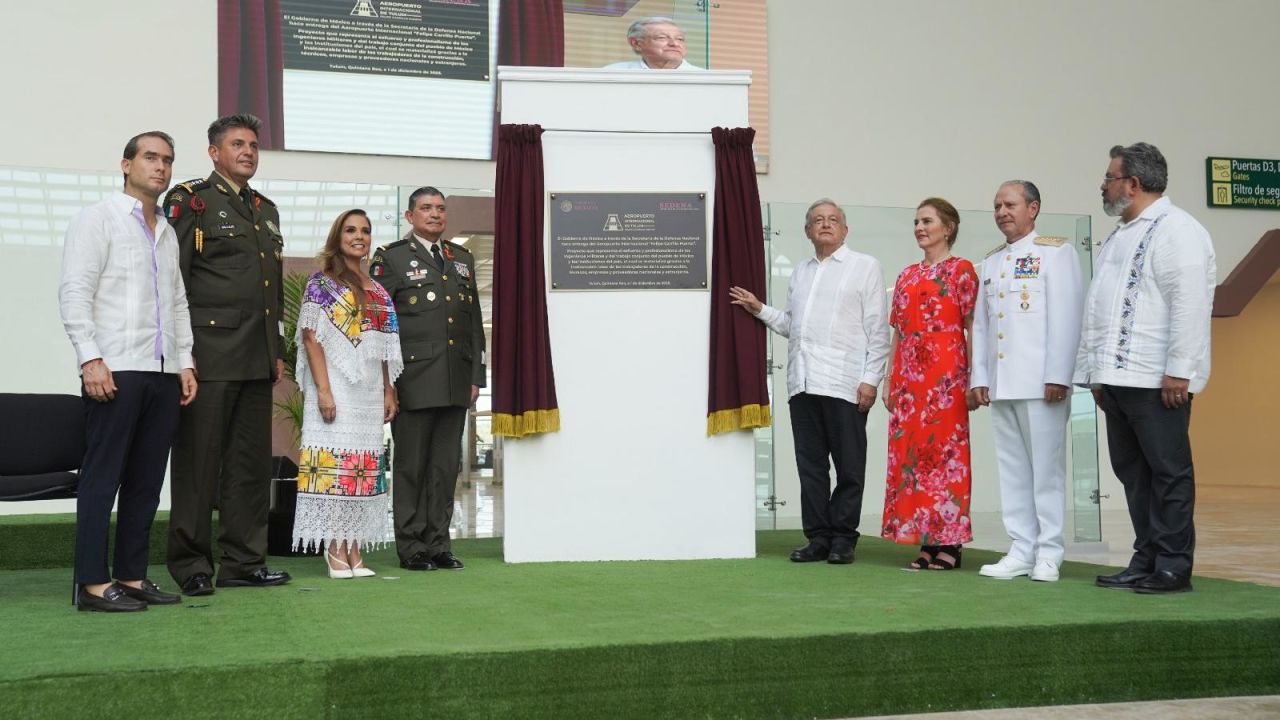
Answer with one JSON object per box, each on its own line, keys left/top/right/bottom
{"left": 549, "top": 192, "right": 708, "bottom": 291}
{"left": 1206, "top": 157, "right": 1280, "bottom": 210}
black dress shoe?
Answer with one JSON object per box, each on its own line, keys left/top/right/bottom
{"left": 400, "top": 551, "right": 437, "bottom": 571}
{"left": 180, "top": 573, "right": 215, "bottom": 597}
{"left": 1133, "top": 570, "right": 1193, "bottom": 594}
{"left": 1095, "top": 567, "right": 1150, "bottom": 590}
{"left": 119, "top": 579, "right": 181, "bottom": 605}
{"left": 432, "top": 551, "right": 464, "bottom": 570}
{"left": 77, "top": 584, "right": 147, "bottom": 613}
{"left": 827, "top": 545, "right": 856, "bottom": 565}
{"left": 789, "top": 543, "right": 830, "bottom": 563}
{"left": 216, "top": 568, "right": 292, "bottom": 588}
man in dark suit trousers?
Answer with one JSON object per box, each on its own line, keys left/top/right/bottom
{"left": 163, "top": 114, "right": 291, "bottom": 595}
{"left": 370, "top": 187, "right": 486, "bottom": 571}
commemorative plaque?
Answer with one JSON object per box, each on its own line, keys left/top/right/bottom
{"left": 549, "top": 192, "right": 708, "bottom": 290}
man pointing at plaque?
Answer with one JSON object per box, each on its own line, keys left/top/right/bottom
{"left": 371, "top": 187, "right": 486, "bottom": 572}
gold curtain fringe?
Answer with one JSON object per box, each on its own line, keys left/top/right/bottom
{"left": 706, "top": 403, "right": 772, "bottom": 437}
{"left": 493, "top": 408, "right": 561, "bottom": 438}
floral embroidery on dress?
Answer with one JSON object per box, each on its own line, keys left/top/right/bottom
{"left": 882, "top": 257, "right": 977, "bottom": 546}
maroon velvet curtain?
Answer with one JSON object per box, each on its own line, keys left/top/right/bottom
{"left": 217, "top": 0, "right": 285, "bottom": 149}
{"left": 707, "top": 127, "right": 771, "bottom": 435}
{"left": 498, "top": 0, "right": 566, "bottom": 66}
{"left": 492, "top": 124, "right": 560, "bottom": 438}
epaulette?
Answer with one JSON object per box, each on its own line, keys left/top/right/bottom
{"left": 443, "top": 239, "right": 473, "bottom": 255}
{"left": 165, "top": 178, "right": 209, "bottom": 203}
{"left": 381, "top": 238, "right": 409, "bottom": 252}
{"left": 984, "top": 242, "right": 1006, "bottom": 258}
{"left": 1034, "top": 235, "right": 1068, "bottom": 247}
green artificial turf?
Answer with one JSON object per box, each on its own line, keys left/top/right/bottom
{"left": 3, "top": 529, "right": 1279, "bottom": 719}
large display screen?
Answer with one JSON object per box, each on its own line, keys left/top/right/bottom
{"left": 217, "top": 0, "right": 769, "bottom": 168}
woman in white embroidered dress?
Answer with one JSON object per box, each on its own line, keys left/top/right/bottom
{"left": 292, "top": 209, "right": 402, "bottom": 578}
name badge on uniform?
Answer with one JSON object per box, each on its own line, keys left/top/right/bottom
{"left": 1014, "top": 255, "right": 1041, "bottom": 279}
{"left": 453, "top": 261, "right": 471, "bottom": 280}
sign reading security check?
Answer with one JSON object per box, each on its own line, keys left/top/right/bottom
{"left": 1206, "top": 157, "right": 1280, "bottom": 210}
{"left": 549, "top": 192, "right": 708, "bottom": 290}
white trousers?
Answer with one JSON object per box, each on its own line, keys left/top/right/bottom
{"left": 990, "top": 398, "right": 1070, "bottom": 565}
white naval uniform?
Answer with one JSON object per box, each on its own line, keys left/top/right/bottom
{"left": 970, "top": 230, "right": 1084, "bottom": 565}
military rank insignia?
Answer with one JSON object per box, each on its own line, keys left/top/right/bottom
{"left": 1014, "top": 255, "right": 1040, "bottom": 279}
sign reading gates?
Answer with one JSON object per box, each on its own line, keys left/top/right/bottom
{"left": 550, "top": 193, "right": 708, "bottom": 291}
{"left": 280, "top": 0, "right": 490, "bottom": 82}
{"left": 1206, "top": 157, "right": 1280, "bottom": 210}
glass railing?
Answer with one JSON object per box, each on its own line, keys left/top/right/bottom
{"left": 757, "top": 201, "right": 1101, "bottom": 545}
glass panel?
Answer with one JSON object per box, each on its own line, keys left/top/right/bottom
{"left": 759, "top": 201, "right": 1100, "bottom": 544}
{"left": 1069, "top": 214, "right": 1101, "bottom": 542}
{"left": 755, "top": 202, "right": 776, "bottom": 530}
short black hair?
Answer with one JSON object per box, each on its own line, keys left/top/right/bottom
{"left": 121, "top": 131, "right": 174, "bottom": 186}
{"left": 407, "top": 186, "right": 445, "bottom": 211}
{"left": 208, "top": 114, "right": 262, "bottom": 146}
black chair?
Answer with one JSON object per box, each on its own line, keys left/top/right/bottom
{"left": 0, "top": 393, "right": 84, "bottom": 502}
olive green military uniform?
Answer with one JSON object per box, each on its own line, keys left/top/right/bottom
{"left": 163, "top": 172, "right": 284, "bottom": 585}
{"left": 370, "top": 234, "right": 486, "bottom": 562}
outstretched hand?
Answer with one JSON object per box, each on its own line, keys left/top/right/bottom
{"left": 728, "top": 286, "right": 763, "bottom": 315}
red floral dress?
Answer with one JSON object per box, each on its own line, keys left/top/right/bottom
{"left": 881, "top": 257, "right": 978, "bottom": 546}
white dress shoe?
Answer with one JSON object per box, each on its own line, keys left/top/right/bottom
{"left": 1030, "top": 560, "right": 1060, "bottom": 582}
{"left": 351, "top": 564, "right": 376, "bottom": 578}
{"left": 326, "top": 550, "right": 354, "bottom": 579}
{"left": 978, "top": 555, "right": 1034, "bottom": 579}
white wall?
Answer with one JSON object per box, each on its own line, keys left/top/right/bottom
{"left": 4, "top": 0, "right": 1279, "bottom": 519}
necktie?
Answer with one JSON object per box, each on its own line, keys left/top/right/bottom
{"left": 431, "top": 244, "right": 444, "bottom": 272}
{"left": 239, "top": 188, "right": 254, "bottom": 214}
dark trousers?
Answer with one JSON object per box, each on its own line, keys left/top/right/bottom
{"left": 167, "top": 379, "right": 272, "bottom": 584}
{"left": 75, "top": 371, "right": 179, "bottom": 585}
{"left": 392, "top": 405, "right": 467, "bottom": 561}
{"left": 789, "top": 392, "right": 869, "bottom": 549}
{"left": 1100, "top": 385, "right": 1196, "bottom": 576}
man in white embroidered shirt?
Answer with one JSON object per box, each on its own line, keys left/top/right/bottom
{"left": 58, "top": 131, "right": 198, "bottom": 612}
{"left": 730, "top": 198, "right": 890, "bottom": 564}
{"left": 1076, "top": 142, "right": 1216, "bottom": 594}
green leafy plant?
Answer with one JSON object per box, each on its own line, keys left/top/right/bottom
{"left": 274, "top": 271, "right": 311, "bottom": 446}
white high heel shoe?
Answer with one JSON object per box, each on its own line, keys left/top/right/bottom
{"left": 350, "top": 560, "right": 376, "bottom": 578}
{"left": 326, "top": 547, "right": 354, "bottom": 579}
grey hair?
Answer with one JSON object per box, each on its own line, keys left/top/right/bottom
{"left": 1000, "top": 179, "right": 1041, "bottom": 207}
{"left": 207, "top": 113, "right": 262, "bottom": 146}
{"left": 805, "top": 197, "right": 847, "bottom": 226}
{"left": 1109, "top": 142, "right": 1168, "bottom": 193}
{"left": 627, "top": 16, "right": 681, "bottom": 49}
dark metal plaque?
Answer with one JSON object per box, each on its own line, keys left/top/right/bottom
{"left": 549, "top": 192, "right": 707, "bottom": 290}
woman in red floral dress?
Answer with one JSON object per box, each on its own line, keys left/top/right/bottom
{"left": 881, "top": 198, "right": 978, "bottom": 570}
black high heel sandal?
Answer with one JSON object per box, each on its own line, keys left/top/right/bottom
{"left": 928, "top": 545, "right": 962, "bottom": 570}
{"left": 909, "top": 545, "right": 938, "bottom": 570}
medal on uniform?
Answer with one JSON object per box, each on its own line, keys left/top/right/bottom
{"left": 190, "top": 196, "right": 207, "bottom": 252}
{"left": 1020, "top": 290, "right": 1030, "bottom": 311}
{"left": 410, "top": 260, "right": 419, "bottom": 268}
{"left": 1014, "top": 255, "right": 1041, "bottom": 279}
{"left": 427, "top": 291, "right": 437, "bottom": 302}
{"left": 218, "top": 210, "right": 228, "bottom": 218}
{"left": 453, "top": 260, "right": 471, "bottom": 280}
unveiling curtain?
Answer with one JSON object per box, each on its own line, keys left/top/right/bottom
{"left": 707, "top": 127, "right": 771, "bottom": 436}
{"left": 492, "top": 124, "right": 560, "bottom": 438}
{"left": 498, "top": 0, "right": 566, "bottom": 67}
{"left": 217, "top": 0, "right": 285, "bottom": 149}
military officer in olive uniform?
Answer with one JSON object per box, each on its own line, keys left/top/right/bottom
{"left": 371, "top": 187, "right": 486, "bottom": 572}
{"left": 969, "top": 180, "right": 1083, "bottom": 583}
{"left": 164, "top": 114, "right": 291, "bottom": 595}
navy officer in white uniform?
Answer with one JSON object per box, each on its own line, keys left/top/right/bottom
{"left": 968, "top": 180, "right": 1083, "bottom": 582}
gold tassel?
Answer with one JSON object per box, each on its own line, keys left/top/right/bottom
{"left": 493, "top": 408, "right": 561, "bottom": 438}
{"left": 706, "top": 403, "right": 772, "bottom": 436}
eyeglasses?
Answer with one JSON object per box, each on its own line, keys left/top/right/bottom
{"left": 1101, "top": 175, "right": 1131, "bottom": 185}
